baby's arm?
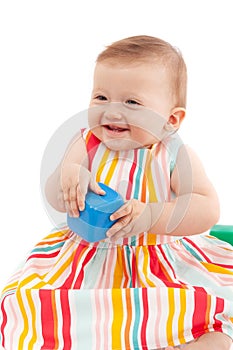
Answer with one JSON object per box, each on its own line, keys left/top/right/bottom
{"left": 150, "top": 144, "right": 220, "bottom": 235}
{"left": 107, "top": 145, "right": 220, "bottom": 239}
{"left": 45, "top": 133, "right": 104, "bottom": 216}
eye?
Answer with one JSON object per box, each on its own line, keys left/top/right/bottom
{"left": 95, "top": 95, "right": 108, "bottom": 101}
{"left": 126, "top": 99, "right": 140, "bottom": 105}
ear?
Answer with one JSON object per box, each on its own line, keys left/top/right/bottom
{"left": 168, "top": 107, "right": 186, "bottom": 129}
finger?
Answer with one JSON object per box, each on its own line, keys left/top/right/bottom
{"left": 70, "top": 199, "right": 79, "bottom": 217}
{"left": 107, "top": 215, "right": 132, "bottom": 237}
{"left": 109, "top": 225, "right": 132, "bottom": 242}
{"left": 65, "top": 200, "right": 73, "bottom": 217}
{"left": 110, "top": 201, "right": 132, "bottom": 221}
{"left": 69, "top": 186, "right": 77, "bottom": 202}
{"left": 67, "top": 186, "right": 79, "bottom": 216}
{"left": 62, "top": 187, "right": 69, "bottom": 202}
{"left": 89, "top": 180, "right": 106, "bottom": 195}
{"left": 76, "top": 184, "right": 87, "bottom": 211}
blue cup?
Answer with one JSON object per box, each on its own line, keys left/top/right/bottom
{"left": 67, "top": 183, "right": 124, "bottom": 242}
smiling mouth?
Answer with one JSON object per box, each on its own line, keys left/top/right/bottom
{"left": 103, "top": 124, "right": 129, "bottom": 133}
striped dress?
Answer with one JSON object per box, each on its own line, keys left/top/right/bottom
{"left": 1, "top": 128, "right": 233, "bottom": 350}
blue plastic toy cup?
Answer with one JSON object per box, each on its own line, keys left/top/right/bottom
{"left": 67, "top": 183, "right": 124, "bottom": 242}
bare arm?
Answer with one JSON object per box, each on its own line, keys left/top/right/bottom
{"left": 149, "top": 145, "right": 220, "bottom": 235}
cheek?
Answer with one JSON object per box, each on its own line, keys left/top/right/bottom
{"left": 88, "top": 107, "right": 100, "bottom": 128}
{"left": 131, "top": 115, "right": 166, "bottom": 143}
{"left": 132, "top": 128, "right": 157, "bottom": 145}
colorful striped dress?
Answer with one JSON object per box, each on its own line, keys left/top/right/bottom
{"left": 1, "top": 128, "right": 233, "bottom": 350}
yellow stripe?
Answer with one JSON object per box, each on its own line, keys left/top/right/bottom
{"left": 111, "top": 288, "right": 123, "bottom": 349}
{"left": 201, "top": 261, "right": 233, "bottom": 275}
{"left": 17, "top": 275, "right": 48, "bottom": 299}
{"left": 104, "top": 152, "right": 119, "bottom": 185}
{"left": 135, "top": 248, "right": 145, "bottom": 287}
{"left": 47, "top": 243, "right": 90, "bottom": 286}
{"left": 17, "top": 240, "right": 79, "bottom": 290}
{"left": 142, "top": 246, "right": 155, "bottom": 287}
{"left": 205, "top": 294, "right": 211, "bottom": 332}
{"left": 27, "top": 290, "right": 37, "bottom": 350}
{"left": 146, "top": 232, "right": 157, "bottom": 245}
{"left": 96, "top": 149, "right": 110, "bottom": 182}
{"left": 85, "top": 129, "right": 92, "bottom": 143}
{"left": 113, "top": 246, "right": 124, "bottom": 288}
{"left": 48, "top": 261, "right": 72, "bottom": 285}
{"left": 146, "top": 154, "right": 158, "bottom": 202}
{"left": 166, "top": 288, "right": 175, "bottom": 346}
{"left": 17, "top": 289, "right": 29, "bottom": 349}
{"left": 178, "top": 288, "right": 186, "bottom": 344}
{"left": 51, "top": 291, "right": 59, "bottom": 349}
{"left": 18, "top": 273, "right": 44, "bottom": 289}
{"left": 40, "top": 229, "right": 69, "bottom": 241}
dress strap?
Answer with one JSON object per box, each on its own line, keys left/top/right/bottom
{"left": 163, "top": 132, "right": 184, "bottom": 174}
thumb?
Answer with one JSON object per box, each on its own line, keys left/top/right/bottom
{"left": 89, "top": 179, "right": 106, "bottom": 195}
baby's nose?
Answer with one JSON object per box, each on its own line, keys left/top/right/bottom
{"left": 101, "top": 102, "right": 129, "bottom": 125}
{"left": 105, "top": 111, "right": 123, "bottom": 120}
{"left": 103, "top": 103, "right": 125, "bottom": 120}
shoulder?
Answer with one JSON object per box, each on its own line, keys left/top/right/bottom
{"left": 159, "top": 133, "right": 184, "bottom": 173}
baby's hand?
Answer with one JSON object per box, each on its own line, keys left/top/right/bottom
{"left": 60, "top": 163, "right": 105, "bottom": 217}
{"left": 106, "top": 199, "right": 152, "bottom": 241}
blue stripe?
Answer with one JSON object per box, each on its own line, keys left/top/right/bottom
{"left": 181, "top": 239, "right": 203, "bottom": 261}
{"left": 134, "top": 149, "right": 144, "bottom": 200}
{"left": 132, "top": 288, "right": 140, "bottom": 348}
{"left": 130, "top": 149, "right": 145, "bottom": 247}
{"left": 31, "top": 241, "right": 64, "bottom": 253}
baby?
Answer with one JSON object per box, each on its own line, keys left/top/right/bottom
{"left": 1, "top": 35, "right": 232, "bottom": 350}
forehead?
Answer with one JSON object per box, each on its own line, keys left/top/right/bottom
{"left": 93, "top": 61, "right": 170, "bottom": 88}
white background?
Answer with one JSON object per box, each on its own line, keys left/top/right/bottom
{"left": 0, "top": 0, "right": 233, "bottom": 291}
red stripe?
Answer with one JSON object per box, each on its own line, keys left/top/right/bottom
{"left": 184, "top": 238, "right": 212, "bottom": 263}
{"left": 213, "top": 297, "right": 224, "bottom": 332}
{"left": 149, "top": 246, "right": 170, "bottom": 284}
{"left": 84, "top": 130, "right": 101, "bottom": 168}
{"left": 131, "top": 252, "right": 136, "bottom": 288}
{"left": 191, "top": 289, "right": 208, "bottom": 339}
{"left": 126, "top": 150, "right": 137, "bottom": 200}
{"left": 140, "top": 288, "right": 148, "bottom": 348}
{"left": 40, "top": 290, "right": 55, "bottom": 350}
{"left": 60, "top": 290, "right": 72, "bottom": 350}
{"left": 215, "top": 262, "right": 233, "bottom": 269}
{"left": 0, "top": 296, "right": 7, "bottom": 348}
{"left": 122, "top": 249, "right": 130, "bottom": 288}
{"left": 27, "top": 251, "right": 60, "bottom": 261}
{"left": 73, "top": 248, "right": 96, "bottom": 288}
{"left": 60, "top": 244, "right": 87, "bottom": 289}
{"left": 149, "top": 246, "right": 179, "bottom": 287}
{"left": 157, "top": 245, "right": 176, "bottom": 278}
{"left": 183, "top": 239, "right": 233, "bottom": 268}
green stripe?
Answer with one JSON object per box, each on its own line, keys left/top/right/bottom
{"left": 31, "top": 241, "right": 64, "bottom": 253}
{"left": 132, "top": 288, "right": 140, "bottom": 348}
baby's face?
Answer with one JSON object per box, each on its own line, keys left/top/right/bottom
{"left": 88, "top": 61, "right": 176, "bottom": 151}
